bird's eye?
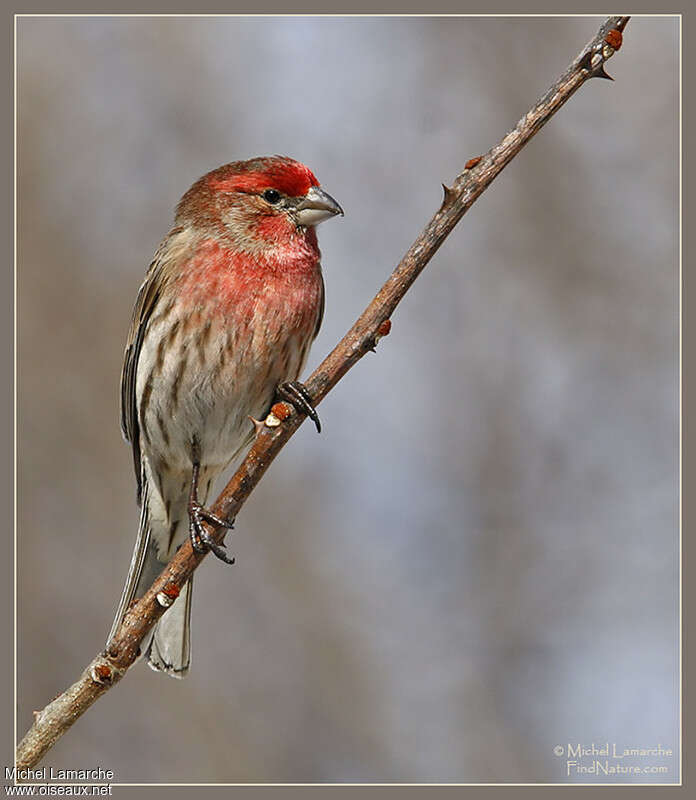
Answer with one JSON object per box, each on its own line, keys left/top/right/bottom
{"left": 263, "top": 189, "right": 281, "bottom": 204}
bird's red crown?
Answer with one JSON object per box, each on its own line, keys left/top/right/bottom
{"left": 207, "top": 157, "right": 319, "bottom": 197}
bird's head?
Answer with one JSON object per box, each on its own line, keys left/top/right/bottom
{"left": 177, "top": 156, "right": 343, "bottom": 253}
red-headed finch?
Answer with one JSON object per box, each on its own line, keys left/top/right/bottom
{"left": 108, "top": 156, "right": 343, "bottom": 676}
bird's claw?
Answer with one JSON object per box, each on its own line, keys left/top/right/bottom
{"left": 276, "top": 381, "right": 321, "bottom": 433}
{"left": 188, "top": 501, "right": 235, "bottom": 564}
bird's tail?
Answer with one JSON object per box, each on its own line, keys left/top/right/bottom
{"left": 107, "top": 469, "right": 192, "bottom": 678}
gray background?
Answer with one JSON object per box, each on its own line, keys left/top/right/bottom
{"left": 17, "top": 16, "right": 678, "bottom": 783}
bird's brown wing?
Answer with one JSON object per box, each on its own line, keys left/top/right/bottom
{"left": 313, "top": 271, "right": 325, "bottom": 340}
{"left": 120, "top": 225, "right": 190, "bottom": 503}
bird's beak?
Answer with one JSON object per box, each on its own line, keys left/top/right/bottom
{"left": 294, "top": 186, "right": 344, "bottom": 227}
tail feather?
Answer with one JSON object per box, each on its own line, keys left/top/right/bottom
{"left": 107, "top": 497, "right": 153, "bottom": 645}
{"left": 142, "top": 578, "right": 193, "bottom": 677}
{"left": 108, "top": 466, "right": 193, "bottom": 677}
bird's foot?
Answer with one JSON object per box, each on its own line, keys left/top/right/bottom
{"left": 276, "top": 381, "right": 321, "bottom": 433}
{"left": 188, "top": 501, "right": 235, "bottom": 564}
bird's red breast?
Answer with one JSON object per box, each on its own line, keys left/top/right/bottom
{"left": 176, "top": 234, "right": 322, "bottom": 331}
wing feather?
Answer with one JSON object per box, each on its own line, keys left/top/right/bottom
{"left": 313, "top": 271, "right": 325, "bottom": 341}
{"left": 120, "top": 226, "right": 191, "bottom": 503}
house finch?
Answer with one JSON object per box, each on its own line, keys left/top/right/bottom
{"left": 107, "top": 156, "right": 343, "bottom": 677}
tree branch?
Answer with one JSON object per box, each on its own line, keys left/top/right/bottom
{"left": 17, "top": 16, "right": 630, "bottom": 771}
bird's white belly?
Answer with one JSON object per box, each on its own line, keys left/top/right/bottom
{"left": 135, "top": 310, "right": 309, "bottom": 475}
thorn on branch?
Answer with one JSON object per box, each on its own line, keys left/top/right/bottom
{"left": 440, "top": 183, "right": 457, "bottom": 210}
{"left": 248, "top": 415, "right": 265, "bottom": 436}
{"left": 465, "top": 156, "right": 483, "bottom": 170}
{"left": 577, "top": 25, "right": 624, "bottom": 83}
{"left": 578, "top": 50, "right": 614, "bottom": 81}
{"left": 593, "top": 65, "right": 614, "bottom": 81}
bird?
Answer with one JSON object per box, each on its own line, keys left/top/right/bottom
{"left": 107, "top": 156, "right": 343, "bottom": 677}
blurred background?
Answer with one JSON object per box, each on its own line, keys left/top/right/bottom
{"left": 17, "top": 16, "right": 678, "bottom": 783}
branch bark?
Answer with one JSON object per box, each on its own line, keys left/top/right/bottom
{"left": 17, "top": 16, "right": 630, "bottom": 771}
